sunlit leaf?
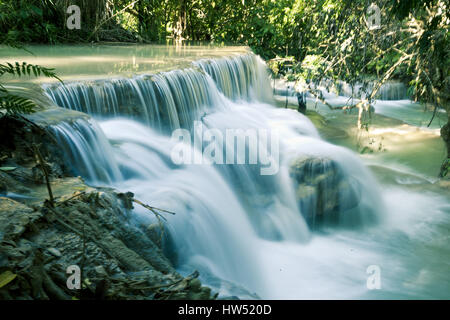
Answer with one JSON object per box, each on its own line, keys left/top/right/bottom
{"left": 0, "top": 167, "right": 17, "bottom": 172}
{"left": 0, "top": 271, "right": 17, "bottom": 288}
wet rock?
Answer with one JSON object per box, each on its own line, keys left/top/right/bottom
{"left": 94, "top": 266, "right": 108, "bottom": 277}
{"left": 0, "top": 171, "right": 31, "bottom": 194}
{"left": 0, "top": 182, "right": 6, "bottom": 194}
{"left": 290, "top": 157, "right": 361, "bottom": 229}
{"left": 32, "top": 166, "right": 45, "bottom": 184}
{"left": 0, "top": 198, "right": 42, "bottom": 240}
{"left": 1, "top": 188, "right": 215, "bottom": 300}
{"left": 119, "top": 227, "right": 175, "bottom": 274}
{"left": 142, "top": 223, "right": 179, "bottom": 266}
{"left": 117, "top": 192, "right": 134, "bottom": 210}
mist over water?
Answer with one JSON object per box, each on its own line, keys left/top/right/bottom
{"left": 43, "top": 52, "right": 449, "bottom": 299}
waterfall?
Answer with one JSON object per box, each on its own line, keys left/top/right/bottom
{"left": 337, "top": 80, "right": 409, "bottom": 100}
{"left": 48, "top": 118, "right": 123, "bottom": 184}
{"left": 43, "top": 54, "right": 272, "bottom": 132}
{"left": 193, "top": 54, "right": 273, "bottom": 102}
{"left": 44, "top": 53, "right": 384, "bottom": 298}
{"left": 377, "top": 82, "right": 408, "bottom": 100}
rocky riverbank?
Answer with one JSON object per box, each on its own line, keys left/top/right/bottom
{"left": 0, "top": 110, "right": 214, "bottom": 300}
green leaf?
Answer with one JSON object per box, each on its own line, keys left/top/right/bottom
{"left": 0, "top": 167, "right": 17, "bottom": 172}
{"left": 0, "top": 94, "right": 36, "bottom": 114}
{"left": 360, "top": 146, "right": 372, "bottom": 154}
{"left": 15, "top": 62, "right": 21, "bottom": 76}
{"left": 0, "top": 271, "right": 17, "bottom": 288}
{"left": 30, "top": 5, "right": 43, "bottom": 16}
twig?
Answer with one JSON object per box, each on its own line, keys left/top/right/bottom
{"left": 33, "top": 144, "right": 54, "bottom": 207}
{"left": 56, "top": 192, "right": 86, "bottom": 207}
{"left": 133, "top": 199, "right": 176, "bottom": 217}
{"left": 132, "top": 198, "right": 176, "bottom": 246}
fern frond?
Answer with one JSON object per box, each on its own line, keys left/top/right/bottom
{"left": 0, "top": 94, "right": 36, "bottom": 114}
{"left": 0, "top": 62, "right": 62, "bottom": 82}
{"left": 0, "top": 60, "right": 62, "bottom": 116}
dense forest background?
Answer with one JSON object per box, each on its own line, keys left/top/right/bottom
{"left": 0, "top": 0, "right": 449, "bottom": 175}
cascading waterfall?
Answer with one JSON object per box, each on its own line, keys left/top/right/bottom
{"left": 337, "top": 80, "right": 409, "bottom": 101}
{"left": 193, "top": 54, "right": 273, "bottom": 102}
{"left": 377, "top": 82, "right": 408, "bottom": 101}
{"left": 48, "top": 118, "right": 123, "bottom": 185}
{"left": 44, "top": 69, "right": 216, "bottom": 132}
{"left": 44, "top": 53, "right": 386, "bottom": 298}
{"left": 43, "top": 54, "right": 270, "bottom": 132}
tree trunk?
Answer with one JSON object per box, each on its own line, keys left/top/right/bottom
{"left": 439, "top": 110, "right": 450, "bottom": 178}
{"left": 175, "top": 0, "right": 186, "bottom": 40}
{"left": 138, "top": 0, "right": 144, "bottom": 35}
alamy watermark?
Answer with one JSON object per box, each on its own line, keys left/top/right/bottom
{"left": 366, "top": 265, "right": 381, "bottom": 290}
{"left": 170, "top": 121, "right": 280, "bottom": 175}
{"left": 66, "top": 5, "right": 81, "bottom": 30}
{"left": 366, "top": 3, "right": 381, "bottom": 30}
{"left": 66, "top": 265, "right": 81, "bottom": 290}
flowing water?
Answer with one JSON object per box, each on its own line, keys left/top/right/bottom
{"left": 3, "top": 45, "right": 448, "bottom": 299}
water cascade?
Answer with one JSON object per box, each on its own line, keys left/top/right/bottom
{"left": 43, "top": 54, "right": 271, "bottom": 132}
{"left": 337, "top": 81, "right": 409, "bottom": 101}
{"left": 42, "top": 53, "right": 404, "bottom": 298}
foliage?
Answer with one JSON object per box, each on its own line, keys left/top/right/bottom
{"left": 0, "top": 0, "right": 61, "bottom": 44}
{"left": 0, "top": 33, "right": 62, "bottom": 115}
{"left": 0, "top": 61, "right": 61, "bottom": 114}
{"left": 266, "top": 1, "right": 448, "bottom": 133}
{"left": 0, "top": 0, "right": 138, "bottom": 43}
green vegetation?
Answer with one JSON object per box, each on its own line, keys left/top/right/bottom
{"left": 0, "top": 61, "right": 61, "bottom": 114}
{"left": 0, "top": 43, "right": 61, "bottom": 115}
{"left": 267, "top": 1, "right": 448, "bottom": 159}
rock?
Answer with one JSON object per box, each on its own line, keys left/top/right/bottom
{"left": 188, "top": 278, "right": 202, "bottom": 291}
{"left": 0, "top": 197, "right": 41, "bottom": 240}
{"left": 94, "top": 266, "right": 108, "bottom": 277}
{"left": 0, "top": 251, "right": 8, "bottom": 268}
{"left": 290, "top": 157, "right": 361, "bottom": 229}
{"left": 0, "top": 181, "right": 7, "bottom": 194}
{"left": 32, "top": 166, "right": 46, "bottom": 184}
{"left": 146, "top": 223, "right": 162, "bottom": 244}
{"left": 117, "top": 192, "right": 134, "bottom": 210}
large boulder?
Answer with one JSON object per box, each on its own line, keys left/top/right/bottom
{"left": 289, "top": 157, "right": 361, "bottom": 230}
